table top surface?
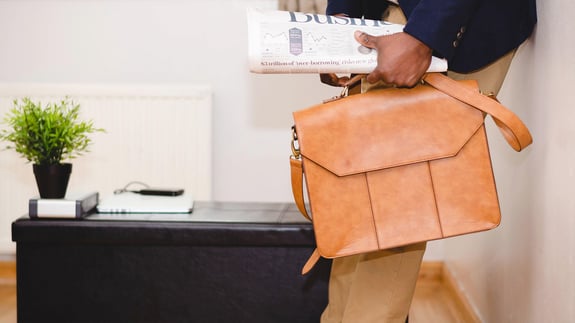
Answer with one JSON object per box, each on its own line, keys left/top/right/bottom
{"left": 12, "top": 201, "right": 315, "bottom": 245}
{"left": 16, "top": 201, "right": 309, "bottom": 224}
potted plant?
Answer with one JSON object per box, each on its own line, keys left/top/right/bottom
{"left": 0, "top": 97, "right": 104, "bottom": 198}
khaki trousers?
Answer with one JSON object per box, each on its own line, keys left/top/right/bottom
{"left": 320, "top": 6, "right": 516, "bottom": 323}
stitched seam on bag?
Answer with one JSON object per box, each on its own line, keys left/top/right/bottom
{"left": 479, "top": 126, "right": 502, "bottom": 227}
{"left": 364, "top": 172, "right": 381, "bottom": 249}
{"left": 428, "top": 161, "right": 445, "bottom": 238}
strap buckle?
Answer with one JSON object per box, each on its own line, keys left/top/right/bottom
{"left": 322, "top": 74, "right": 364, "bottom": 103}
{"left": 291, "top": 125, "right": 300, "bottom": 159}
{"left": 323, "top": 85, "right": 349, "bottom": 103}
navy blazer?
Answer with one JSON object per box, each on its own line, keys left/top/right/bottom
{"left": 326, "top": 0, "right": 537, "bottom": 73}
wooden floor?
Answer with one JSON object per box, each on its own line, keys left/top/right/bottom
{"left": 411, "top": 281, "right": 472, "bottom": 322}
{"left": 408, "top": 261, "right": 476, "bottom": 322}
{"left": 0, "top": 261, "right": 472, "bottom": 323}
{"left": 0, "top": 284, "right": 16, "bottom": 323}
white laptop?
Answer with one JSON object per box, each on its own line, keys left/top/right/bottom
{"left": 97, "top": 192, "right": 194, "bottom": 214}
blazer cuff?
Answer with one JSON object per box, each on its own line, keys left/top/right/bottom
{"left": 402, "top": 0, "right": 479, "bottom": 60}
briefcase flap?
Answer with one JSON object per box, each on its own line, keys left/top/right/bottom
{"left": 293, "top": 81, "right": 485, "bottom": 177}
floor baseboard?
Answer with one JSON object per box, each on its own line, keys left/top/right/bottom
{"left": 440, "top": 263, "right": 482, "bottom": 323}
{"left": 417, "top": 261, "right": 481, "bottom": 322}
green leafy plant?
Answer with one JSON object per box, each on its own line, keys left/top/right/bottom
{"left": 0, "top": 97, "right": 104, "bottom": 165}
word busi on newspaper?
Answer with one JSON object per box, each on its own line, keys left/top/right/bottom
{"left": 247, "top": 9, "right": 447, "bottom": 74}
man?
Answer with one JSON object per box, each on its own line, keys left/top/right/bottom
{"left": 320, "top": 1, "right": 536, "bottom": 322}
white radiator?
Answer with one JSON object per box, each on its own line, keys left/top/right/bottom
{"left": 0, "top": 83, "right": 212, "bottom": 254}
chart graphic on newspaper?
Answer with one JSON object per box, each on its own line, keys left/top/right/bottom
{"left": 248, "top": 8, "right": 447, "bottom": 74}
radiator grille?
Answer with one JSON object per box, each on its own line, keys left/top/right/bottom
{"left": 0, "top": 83, "right": 212, "bottom": 252}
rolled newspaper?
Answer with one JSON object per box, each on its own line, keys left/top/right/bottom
{"left": 247, "top": 8, "right": 448, "bottom": 74}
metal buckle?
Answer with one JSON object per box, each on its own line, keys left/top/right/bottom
{"left": 291, "top": 125, "right": 300, "bottom": 159}
{"left": 322, "top": 74, "right": 364, "bottom": 103}
{"left": 482, "top": 91, "right": 498, "bottom": 100}
{"left": 323, "top": 86, "right": 349, "bottom": 103}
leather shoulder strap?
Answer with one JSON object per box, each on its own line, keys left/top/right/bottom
{"left": 423, "top": 73, "right": 533, "bottom": 152}
{"left": 290, "top": 157, "right": 318, "bottom": 274}
{"left": 290, "top": 157, "right": 311, "bottom": 221}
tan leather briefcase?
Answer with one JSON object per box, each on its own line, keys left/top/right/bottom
{"left": 290, "top": 73, "right": 532, "bottom": 274}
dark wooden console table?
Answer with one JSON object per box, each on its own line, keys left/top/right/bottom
{"left": 12, "top": 202, "right": 330, "bottom": 323}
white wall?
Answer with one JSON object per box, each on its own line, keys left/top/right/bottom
{"left": 444, "top": 1, "right": 575, "bottom": 322}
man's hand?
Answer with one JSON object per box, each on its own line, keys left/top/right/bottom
{"left": 354, "top": 30, "right": 433, "bottom": 87}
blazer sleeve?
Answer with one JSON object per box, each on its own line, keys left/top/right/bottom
{"left": 401, "top": 0, "right": 481, "bottom": 61}
{"left": 326, "top": 0, "right": 361, "bottom": 16}
{"left": 326, "top": 0, "right": 389, "bottom": 20}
